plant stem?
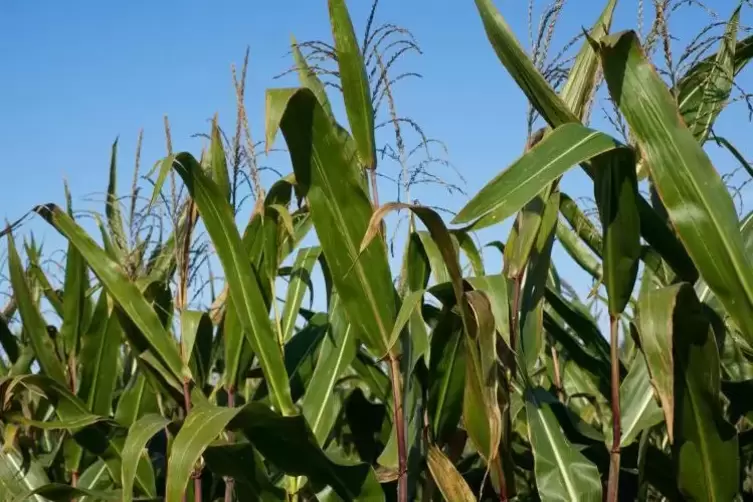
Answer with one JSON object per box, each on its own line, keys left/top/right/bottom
{"left": 388, "top": 354, "right": 408, "bottom": 502}
{"left": 224, "top": 387, "right": 235, "bottom": 502}
{"left": 607, "top": 314, "right": 621, "bottom": 502}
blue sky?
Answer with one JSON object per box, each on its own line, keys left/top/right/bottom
{"left": 2, "top": 0, "right": 752, "bottom": 324}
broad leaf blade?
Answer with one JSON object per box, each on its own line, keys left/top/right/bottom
{"left": 600, "top": 31, "right": 753, "bottom": 349}
{"left": 273, "top": 88, "right": 397, "bottom": 357}
{"left": 122, "top": 414, "right": 171, "bottom": 502}
{"left": 525, "top": 388, "right": 602, "bottom": 502}
{"left": 427, "top": 446, "right": 476, "bottom": 502}
{"left": 171, "top": 153, "right": 294, "bottom": 415}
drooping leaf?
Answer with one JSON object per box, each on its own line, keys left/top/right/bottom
{"left": 427, "top": 446, "right": 476, "bottom": 502}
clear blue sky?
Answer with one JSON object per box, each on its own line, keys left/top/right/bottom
{"left": 2, "top": 0, "right": 752, "bottom": 321}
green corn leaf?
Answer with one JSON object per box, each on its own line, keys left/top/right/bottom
{"left": 473, "top": 0, "right": 577, "bottom": 127}
{"left": 559, "top": 193, "right": 603, "bottom": 256}
{"left": 180, "top": 310, "right": 214, "bottom": 387}
{"left": 170, "top": 152, "right": 295, "bottom": 415}
{"left": 637, "top": 283, "right": 738, "bottom": 500}
{"left": 417, "top": 230, "right": 452, "bottom": 284}
{"left": 210, "top": 117, "right": 231, "bottom": 202}
{"left": 291, "top": 35, "right": 335, "bottom": 120}
{"left": 0, "top": 446, "right": 51, "bottom": 502}
{"left": 105, "top": 138, "right": 127, "bottom": 255}
{"left": 221, "top": 297, "right": 253, "bottom": 391}
{"left": 525, "top": 387, "right": 602, "bottom": 502}
{"left": 462, "top": 290, "right": 503, "bottom": 469}
{"left": 452, "top": 230, "right": 486, "bottom": 277}
{"left": 676, "top": 7, "right": 740, "bottom": 143}
{"left": 0, "top": 375, "right": 156, "bottom": 496}
{"left": 427, "top": 445, "right": 477, "bottom": 502}
{"left": 25, "top": 244, "right": 64, "bottom": 318}
{"left": 271, "top": 87, "right": 397, "bottom": 358}
{"left": 556, "top": 217, "right": 602, "bottom": 281}
{"left": 166, "top": 403, "right": 384, "bottom": 502}
{"left": 11, "top": 484, "right": 129, "bottom": 502}
{"left": 427, "top": 306, "right": 465, "bottom": 446}
{"left": 202, "top": 443, "right": 286, "bottom": 501}
{"left": 76, "top": 459, "right": 111, "bottom": 500}
{"left": 59, "top": 236, "right": 88, "bottom": 356}
{"left": 452, "top": 124, "right": 621, "bottom": 228}
{"left": 302, "top": 294, "right": 357, "bottom": 446}
{"left": 474, "top": 0, "right": 696, "bottom": 282}
{"left": 33, "top": 204, "right": 189, "bottom": 389}
{"left": 328, "top": 0, "right": 376, "bottom": 170}
{"left": 114, "top": 369, "right": 159, "bottom": 428}
{"left": 599, "top": 30, "right": 753, "bottom": 349}
{"left": 593, "top": 149, "right": 641, "bottom": 315}
{"left": 619, "top": 352, "right": 662, "bottom": 448}
{"left": 122, "top": 414, "right": 171, "bottom": 502}
{"left": 78, "top": 292, "right": 121, "bottom": 417}
{"left": 518, "top": 191, "right": 559, "bottom": 372}
{"left": 7, "top": 230, "right": 67, "bottom": 385}
{"left": 252, "top": 313, "right": 327, "bottom": 407}
{"left": 280, "top": 246, "right": 321, "bottom": 342}
{"left": 559, "top": 0, "right": 617, "bottom": 118}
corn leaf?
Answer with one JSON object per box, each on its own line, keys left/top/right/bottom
{"left": 7, "top": 231, "right": 67, "bottom": 385}
{"left": 122, "top": 414, "right": 171, "bottom": 502}
{"left": 272, "top": 87, "right": 397, "bottom": 358}
{"left": 525, "top": 387, "right": 602, "bottom": 502}
{"left": 328, "top": 0, "right": 376, "bottom": 170}
{"left": 33, "top": 204, "right": 188, "bottom": 389}
{"left": 453, "top": 124, "right": 621, "bottom": 228}
{"left": 170, "top": 152, "right": 295, "bottom": 415}
{"left": 600, "top": 30, "right": 753, "bottom": 349}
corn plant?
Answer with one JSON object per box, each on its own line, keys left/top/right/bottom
{"left": 2, "top": 0, "right": 753, "bottom": 501}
